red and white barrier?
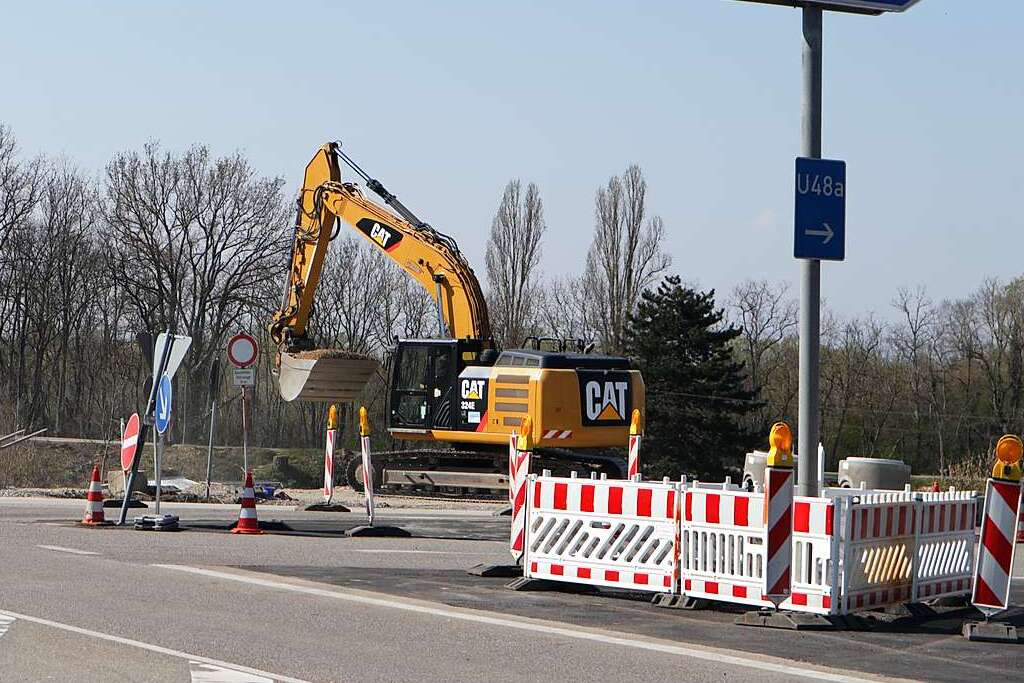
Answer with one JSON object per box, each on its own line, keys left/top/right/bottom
{"left": 972, "top": 478, "right": 1022, "bottom": 616}
{"left": 627, "top": 435, "right": 641, "bottom": 480}
{"left": 360, "top": 433, "right": 375, "bottom": 525}
{"left": 508, "top": 431, "right": 517, "bottom": 505}
{"left": 519, "top": 469, "right": 981, "bottom": 616}
{"left": 509, "top": 442, "right": 531, "bottom": 562}
{"left": 764, "top": 467, "right": 794, "bottom": 602}
{"left": 524, "top": 474, "right": 679, "bottom": 593}
{"left": 323, "top": 428, "right": 336, "bottom": 503}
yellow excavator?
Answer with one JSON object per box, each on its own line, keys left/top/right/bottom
{"left": 270, "top": 142, "right": 645, "bottom": 491}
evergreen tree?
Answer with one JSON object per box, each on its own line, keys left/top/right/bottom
{"left": 625, "top": 275, "right": 761, "bottom": 479}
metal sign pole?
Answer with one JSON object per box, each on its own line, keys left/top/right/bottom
{"left": 154, "top": 430, "right": 162, "bottom": 516}
{"left": 118, "top": 331, "right": 173, "bottom": 526}
{"left": 241, "top": 386, "right": 249, "bottom": 474}
{"left": 798, "top": 6, "right": 823, "bottom": 498}
{"left": 206, "top": 399, "right": 217, "bottom": 500}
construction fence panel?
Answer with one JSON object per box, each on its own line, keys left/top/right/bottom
{"left": 838, "top": 493, "right": 917, "bottom": 612}
{"left": 912, "top": 491, "right": 978, "bottom": 601}
{"left": 523, "top": 475, "right": 679, "bottom": 593}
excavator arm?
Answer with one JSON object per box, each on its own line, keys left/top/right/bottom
{"left": 270, "top": 142, "right": 491, "bottom": 401}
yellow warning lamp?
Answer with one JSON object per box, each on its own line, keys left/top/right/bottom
{"left": 359, "top": 406, "right": 371, "bottom": 438}
{"left": 327, "top": 404, "right": 338, "bottom": 430}
{"left": 629, "top": 409, "right": 643, "bottom": 437}
{"left": 992, "top": 434, "right": 1023, "bottom": 482}
{"left": 517, "top": 415, "right": 534, "bottom": 452}
{"left": 766, "top": 421, "right": 794, "bottom": 468}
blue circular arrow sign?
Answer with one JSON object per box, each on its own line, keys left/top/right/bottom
{"left": 154, "top": 374, "right": 172, "bottom": 434}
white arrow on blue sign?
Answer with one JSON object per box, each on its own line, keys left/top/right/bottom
{"left": 154, "top": 374, "right": 172, "bottom": 434}
{"left": 794, "top": 157, "right": 846, "bottom": 261}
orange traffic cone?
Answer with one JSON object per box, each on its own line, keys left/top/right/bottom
{"left": 231, "top": 470, "right": 262, "bottom": 535}
{"left": 80, "top": 465, "right": 109, "bottom": 525}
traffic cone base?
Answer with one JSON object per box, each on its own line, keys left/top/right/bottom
{"left": 81, "top": 465, "right": 110, "bottom": 526}
{"left": 231, "top": 470, "right": 263, "bottom": 535}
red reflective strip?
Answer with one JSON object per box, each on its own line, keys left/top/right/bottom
{"left": 793, "top": 501, "right": 809, "bottom": 533}
{"left": 898, "top": 506, "right": 908, "bottom": 535}
{"left": 581, "top": 484, "right": 595, "bottom": 512}
{"left": 663, "top": 576, "right": 671, "bottom": 588}
{"left": 859, "top": 509, "right": 868, "bottom": 539}
{"left": 928, "top": 506, "right": 935, "bottom": 534}
{"left": 884, "top": 508, "right": 893, "bottom": 537}
{"left": 705, "top": 581, "right": 719, "bottom": 595}
{"left": 994, "top": 481, "right": 1022, "bottom": 511}
{"left": 608, "top": 487, "right": 623, "bottom": 515}
{"left": 938, "top": 504, "right": 946, "bottom": 532}
{"left": 872, "top": 509, "right": 880, "bottom": 538}
{"left": 605, "top": 570, "right": 619, "bottom": 582}
{"left": 684, "top": 579, "right": 692, "bottom": 591}
{"left": 577, "top": 567, "right": 591, "bottom": 579}
{"left": 732, "top": 585, "right": 747, "bottom": 598}
{"left": 825, "top": 505, "right": 834, "bottom": 536}
{"left": 735, "top": 496, "right": 749, "bottom": 527}
{"left": 685, "top": 492, "right": 692, "bottom": 521}
{"left": 791, "top": 592, "right": 808, "bottom": 606}
{"left": 706, "top": 494, "right": 720, "bottom": 524}
{"left": 822, "top": 595, "right": 831, "bottom": 609}
{"left": 982, "top": 517, "right": 1014, "bottom": 575}
{"left": 553, "top": 483, "right": 568, "bottom": 510}
{"left": 534, "top": 481, "right": 541, "bottom": 505}
{"left": 635, "top": 573, "right": 648, "bottom": 585}
{"left": 637, "top": 488, "right": 652, "bottom": 517}
{"left": 530, "top": 562, "right": 537, "bottom": 573}
{"left": 767, "top": 508, "right": 791, "bottom": 557}
{"left": 551, "top": 564, "right": 564, "bottom": 576}
{"left": 666, "top": 490, "right": 676, "bottom": 519}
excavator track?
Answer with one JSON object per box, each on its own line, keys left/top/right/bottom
{"left": 342, "top": 447, "right": 626, "bottom": 497}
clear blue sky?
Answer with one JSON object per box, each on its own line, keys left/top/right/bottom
{"left": 3, "top": 1, "right": 1020, "bottom": 319}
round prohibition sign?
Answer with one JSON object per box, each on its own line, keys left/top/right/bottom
{"left": 227, "top": 332, "right": 259, "bottom": 369}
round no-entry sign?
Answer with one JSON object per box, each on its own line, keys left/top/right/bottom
{"left": 121, "top": 413, "right": 141, "bottom": 471}
{"left": 227, "top": 332, "right": 258, "bottom": 369}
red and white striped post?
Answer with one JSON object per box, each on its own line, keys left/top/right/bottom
{"left": 627, "top": 409, "right": 642, "bottom": 480}
{"left": 972, "top": 435, "right": 1023, "bottom": 617}
{"left": 510, "top": 415, "right": 534, "bottom": 563}
{"left": 763, "top": 422, "right": 795, "bottom": 605}
{"left": 508, "top": 429, "right": 518, "bottom": 505}
{"left": 323, "top": 404, "right": 337, "bottom": 504}
{"left": 359, "top": 406, "right": 376, "bottom": 526}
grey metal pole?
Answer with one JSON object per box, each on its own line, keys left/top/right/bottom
{"left": 154, "top": 431, "right": 162, "bottom": 516}
{"left": 205, "top": 400, "right": 216, "bottom": 500}
{"left": 241, "top": 386, "right": 249, "bottom": 474}
{"left": 798, "top": 6, "right": 823, "bottom": 498}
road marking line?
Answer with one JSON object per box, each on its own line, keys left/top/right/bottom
{"left": 36, "top": 545, "right": 100, "bottom": 555}
{"left": 0, "top": 609, "right": 308, "bottom": 683}
{"left": 0, "top": 615, "right": 14, "bottom": 640}
{"left": 190, "top": 660, "right": 273, "bottom": 683}
{"left": 155, "top": 565, "right": 902, "bottom": 683}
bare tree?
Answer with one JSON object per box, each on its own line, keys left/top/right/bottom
{"left": 101, "top": 142, "right": 290, "bottom": 442}
{"left": 585, "top": 165, "right": 670, "bottom": 353}
{"left": 485, "top": 180, "right": 546, "bottom": 346}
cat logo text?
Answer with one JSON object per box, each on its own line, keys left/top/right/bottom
{"left": 577, "top": 370, "right": 632, "bottom": 426}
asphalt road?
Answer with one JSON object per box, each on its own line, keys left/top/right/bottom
{"left": 1, "top": 496, "right": 1021, "bottom": 682}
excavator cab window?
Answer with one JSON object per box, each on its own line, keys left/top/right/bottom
{"left": 388, "top": 340, "right": 459, "bottom": 431}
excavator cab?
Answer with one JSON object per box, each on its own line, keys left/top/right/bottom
{"left": 387, "top": 338, "right": 488, "bottom": 433}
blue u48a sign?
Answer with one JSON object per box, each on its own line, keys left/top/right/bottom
{"left": 794, "top": 157, "right": 846, "bottom": 261}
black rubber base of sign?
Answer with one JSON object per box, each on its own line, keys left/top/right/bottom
{"left": 492, "top": 506, "right": 513, "bottom": 517}
{"left": 650, "top": 594, "right": 709, "bottom": 610}
{"left": 304, "top": 503, "right": 351, "bottom": 512}
{"left": 735, "top": 609, "right": 840, "bottom": 631}
{"left": 347, "top": 525, "right": 411, "bottom": 538}
{"left": 467, "top": 563, "right": 522, "bottom": 578}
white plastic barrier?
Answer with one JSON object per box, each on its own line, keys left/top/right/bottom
{"left": 519, "top": 475, "right": 977, "bottom": 616}
{"left": 681, "top": 488, "right": 837, "bottom": 614}
{"left": 523, "top": 474, "right": 679, "bottom": 593}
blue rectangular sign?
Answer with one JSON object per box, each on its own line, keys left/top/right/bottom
{"left": 738, "top": 1, "right": 921, "bottom": 13}
{"left": 794, "top": 157, "right": 846, "bottom": 261}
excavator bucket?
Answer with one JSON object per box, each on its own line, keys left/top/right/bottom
{"left": 277, "top": 350, "right": 380, "bottom": 402}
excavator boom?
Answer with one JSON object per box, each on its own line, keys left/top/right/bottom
{"left": 270, "top": 143, "right": 490, "bottom": 401}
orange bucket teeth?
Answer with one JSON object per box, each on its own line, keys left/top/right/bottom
{"left": 81, "top": 465, "right": 109, "bottom": 526}
{"left": 231, "top": 470, "right": 263, "bottom": 535}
